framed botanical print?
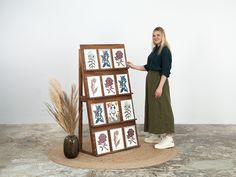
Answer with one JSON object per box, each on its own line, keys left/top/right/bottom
{"left": 116, "top": 74, "right": 130, "bottom": 94}
{"left": 87, "top": 76, "right": 102, "bottom": 98}
{"left": 106, "top": 101, "right": 120, "bottom": 123}
{"left": 84, "top": 49, "right": 99, "bottom": 70}
{"left": 124, "top": 125, "right": 138, "bottom": 148}
{"left": 95, "top": 130, "right": 111, "bottom": 155}
{"left": 102, "top": 75, "right": 117, "bottom": 96}
{"left": 98, "top": 49, "right": 113, "bottom": 69}
{"left": 120, "top": 99, "right": 135, "bottom": 121}
{"left": 112, "top": 48, "right": 126, "bottom": 68}
{"left": 110, "top": 128, "right": 125, "bottom": 151}
{"left": 91, "top": 103, "right": 106, "bottom": 126}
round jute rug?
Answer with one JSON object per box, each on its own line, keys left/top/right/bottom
{"left": 48, "top": 137, "right": 177, "bottom": 169}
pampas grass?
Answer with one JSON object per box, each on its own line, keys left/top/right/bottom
{"left": 45, "top": 79, "right": 79, "bottom": 135}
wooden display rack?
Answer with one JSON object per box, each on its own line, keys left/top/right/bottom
{"left": 78, "top": 44, "right": 139, "bottom": 156}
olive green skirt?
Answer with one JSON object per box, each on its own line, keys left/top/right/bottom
{"left": 144, "top": 71, "right": 175, "bottom": 134}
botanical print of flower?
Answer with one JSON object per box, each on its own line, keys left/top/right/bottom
{"left": 104, "top": 77, "right": 115, "bottom": 94}
{"left": 84, "top": 49, "right": 99, "bottom": 70}
{"left": 88, "top": 76, "right": 102, "bottom": 98}
{"left": 106, "top": 102, "right": 120, "bottom": 123}
{"left": 114, "top": 50, "right": 125, "bottom": 67}
{"left": 95, "top": 131, "right": 110, "bottom": 154}
{"left": 113, "top": 130, "right": 121, "bottom": 149}
{"left": 110, "top": 128, "right": 124, "bottom": 151}
{"left": 121, "top": 99, "right": 134, "bottom": 121}
{"left": 88, "top": 51, "right": 96, "bottom": 68}
{"left": 127, "top": 128, "right": 136, "bottom": 145}
{"left": 93, "top": 105, "right": 104, "bottom": 124}
{"left": 102, "top": 75, "right": 116, "bottom": 96}
{"left": 100, "top": 50, "right": 111, "bottom": 68}
{"left": 91, "top": 78, "right": 98, "bottom": 96}
{"left": 123, "top": 101, "right": 132, "bottom": 120}
{"left": 118, "top": 75, "right": 128, "bottom": 93}
{"left": 98, "top": 133, "right": 109, "bottom": 151}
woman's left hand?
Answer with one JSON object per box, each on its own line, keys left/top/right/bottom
{"left": 155, "top": 87, "right": 163, "bottom": 98}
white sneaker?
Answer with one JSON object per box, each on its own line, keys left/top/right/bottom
{"left": 154, "top": 135, "right": 175, "bottom": 149}
{"left": 144, "top": 134, "right": 162, "bottom": 144}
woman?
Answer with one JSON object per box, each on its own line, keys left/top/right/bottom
{"left": 127, "top": 26, "right": 175, "bottom": 149}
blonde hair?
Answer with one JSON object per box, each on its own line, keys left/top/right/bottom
{"left": 152, "top": 27, "right": 170, "bottom": 54}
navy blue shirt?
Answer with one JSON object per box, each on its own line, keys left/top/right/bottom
{"left": 144, "top": 46, "right": 172, "bottom": 77}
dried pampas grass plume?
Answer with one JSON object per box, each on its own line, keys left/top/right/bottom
{"left": 45, "top": 79, "right": 79, "bottom": 135}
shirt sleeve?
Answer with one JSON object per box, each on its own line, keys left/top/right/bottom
{"left": 143, "top": 64, "right": 149, "bottom": 71}
{"left": 143, "top": 56, "right": 150, "bottom": 71}
{"left": 161, "top": 47, "right": 172, "bottom": 77}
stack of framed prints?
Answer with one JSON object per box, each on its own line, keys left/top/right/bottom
{"left": 78, "top": 44, "right": 139, "bottom": 156}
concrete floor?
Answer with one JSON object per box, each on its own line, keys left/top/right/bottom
{"left": 0, "top": 124, "right": 235, "bottom": 177}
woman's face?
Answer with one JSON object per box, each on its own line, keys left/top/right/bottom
{"left": 152, "top": 30, "right": 162, "bottom": 45}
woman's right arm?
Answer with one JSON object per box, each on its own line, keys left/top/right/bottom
{"left": 127, "top": 61, "right": 146, "bottom": 71}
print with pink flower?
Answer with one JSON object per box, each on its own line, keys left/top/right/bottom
{"left": 115, "top": 50, "right": 125, "bottom": 67}
{"left": 98, "top": 133, "right": 109, "bottom": 151}
{"left": 104, "top": 77, "right": 115, "bottom": 94}
{"left": 113, "top": 130, "right": 121, "bottom": 148}
{"left": 91, "top": 78, "right": 98, "bottom": 96}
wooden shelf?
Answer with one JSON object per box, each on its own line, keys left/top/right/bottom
{"left": 78, "top": 44, "right": 139, "bottom": 156}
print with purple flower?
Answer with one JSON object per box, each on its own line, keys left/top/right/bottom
{"left": 98, "top": 133, "right": 109, "bottom": 151}
{"left": 115, "top": 50, "right": 125, "bottom": 67}
{"left": 105, "top": 77, "right": 115, "bottom": 94}
{"left": 127, "top": 128, "right": 136, "bottom": 145}
{"left": 102, "top": 75, "right": 116, "bottom": 96}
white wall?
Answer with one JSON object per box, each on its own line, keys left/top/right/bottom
{"left": 1, "top": 0, "right": 236, "bottom": 124}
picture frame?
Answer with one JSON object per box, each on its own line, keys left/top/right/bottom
{"left": 91, "top": 103, "right": 106, "bottom": 126}
{"left": 112, "top": 48, "right": 126, "bottom": 68}
{"left": 110, "top": 128, "right": 125, "bottom": 151}
{"left": 102, "top": 75, "right": 117, "bottom": 96}
{"left": 98, "top": 49, "right": 113, "bottom": 69}
{"left": 87, "top": 76, "right": 103, "bottom": 98}
{"left": 94, "top": 130, "right": 111, "bottom": 155}
{"left": 120, "top": 99, "right": 135, "bottom": 121}
{"left": 124, "top": 125, "right": 138, "bottom": 148}
{"left": 84, "top": 49, "right": 99, "bottom": 70}
{"left": 116, "top": 74, "right": 130, "bottom": 94}
{"left": 105, "top": 101, "right": 120, "bottom": 123}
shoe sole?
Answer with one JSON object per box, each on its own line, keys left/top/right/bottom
{"left": 144, "top": 139, "right": 161, "bottom": 144}
{"left": 145, "top": 141, "right": 160, "bottom": 144}
{"left": 154, "top": 144, "right": 175, "bottom": 149}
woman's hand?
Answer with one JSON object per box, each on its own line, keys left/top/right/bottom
{"left": 127, "top": 61, "right": 134, "bottom": 69}
{"left": 155, "top": 75, "right": 167, "bottom": 98}
{"left": 126, "top": 61, "right": 146, "bottom": 71}
{"left": 155, "top": 87, "right": 163, "bottom": 98}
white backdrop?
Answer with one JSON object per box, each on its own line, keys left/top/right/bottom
{"left": 1, "top": 0, "right": 236, "bottom": 124}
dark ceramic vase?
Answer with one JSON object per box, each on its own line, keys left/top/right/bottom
{"left": 63, "top": 135, "right": 79, "bottom": 158}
